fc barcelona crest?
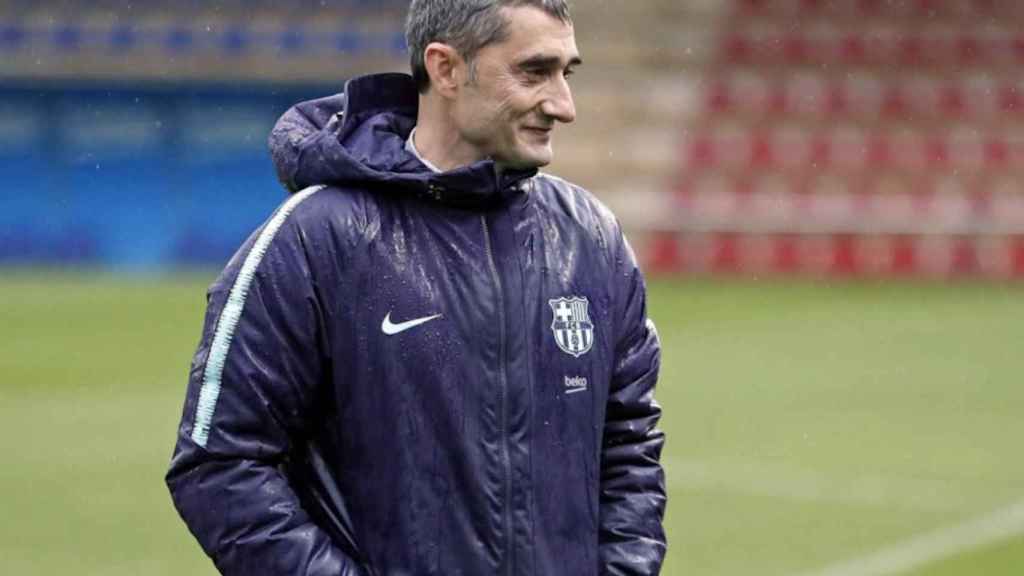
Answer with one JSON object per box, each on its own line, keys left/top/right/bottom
{"left": 549, "top": 296, "right": 595, "bottom": 358}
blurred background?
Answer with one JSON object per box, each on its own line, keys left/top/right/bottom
{"left": 1, "top": 0, "right": 1022, "bottom": 574}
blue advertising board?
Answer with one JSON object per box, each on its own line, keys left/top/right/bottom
{"left": 0, "top": 82, "right": 338, "bottom": 269}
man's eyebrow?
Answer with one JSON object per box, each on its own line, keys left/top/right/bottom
{"left": 516, "top": 54, "right": 583, "bottom": 69}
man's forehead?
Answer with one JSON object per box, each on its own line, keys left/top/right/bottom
{"left": 498, "top": 5, "right": 579, "bottom": 62}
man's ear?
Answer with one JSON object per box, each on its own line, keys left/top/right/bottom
{"left": 424, "top": 42, "right": 464, "bottom": 99}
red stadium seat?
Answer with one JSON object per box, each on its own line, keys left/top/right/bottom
{"left": 660, "top": 0, "right": 1024, "bottom": 278}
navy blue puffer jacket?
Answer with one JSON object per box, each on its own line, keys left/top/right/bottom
{"left": 167, "top": 73, "right": 666, "bottom": 576}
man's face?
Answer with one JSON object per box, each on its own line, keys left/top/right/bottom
{"left": 451, "top": 6, "right": 580, "bottom": 169}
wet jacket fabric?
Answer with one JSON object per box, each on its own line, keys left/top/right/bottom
{"left": 166, "top": 73, "right": 666, "bottom": 576}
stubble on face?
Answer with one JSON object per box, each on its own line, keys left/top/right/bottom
{"left": 454, "top": 6, "right": 580, "bottom": 169}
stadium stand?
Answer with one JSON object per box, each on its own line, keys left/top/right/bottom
{"left": 0, "top": 0, "right": 720, "bottom": 268}
{"left": 0, "top": 0, "right": 736, "bottom": 269}
{"left": 0, "top": 1, "right": 409, "bottom": 268}
{"left": 0, "top": 0, "right": 408, "bottom": 82}
{"left": 650, "top": 0, "right": 1024, "bottom": 278}
{"left": 6, "top": 0, "right": 1019, "bottom": 277}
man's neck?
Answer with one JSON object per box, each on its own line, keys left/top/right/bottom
{"left": 406, "top": 128, "right": 441, "bottom": 173}
{"left": 414, "top": 97, "right": 489, "bottom": 172}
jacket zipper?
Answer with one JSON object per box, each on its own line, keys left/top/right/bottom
{"left": 481, "top": 213, "right": 513, "bottom": 576}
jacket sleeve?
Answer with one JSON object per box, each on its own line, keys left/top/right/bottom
{"left": 599, "top": 231, "right": 667, "bottom": 575}
{"left": 165, "top": 202, "right": 364, "bottom": 576}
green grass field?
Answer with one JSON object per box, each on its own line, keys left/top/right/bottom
{"left": 2, "top": 271, "right": 1022, "bottom": 575}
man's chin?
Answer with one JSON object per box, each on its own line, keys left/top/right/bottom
{"left": 499, "top": 159, "right": 550, "bottom": 172}
{"left": 499, "top": 147, "right": 553, "bottom": 170}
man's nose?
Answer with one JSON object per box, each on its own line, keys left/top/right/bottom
{"left": 541, "top": 76, "right": 576, "bottom": 124}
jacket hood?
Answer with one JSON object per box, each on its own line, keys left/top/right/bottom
{"left": 269, "top": 73, "right": 536, "bottom": 208}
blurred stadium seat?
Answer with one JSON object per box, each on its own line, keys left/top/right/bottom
{"left": 0, "top": 0, "right": 408, "bottom": 83}
{"left": 651, "top": 0, "right": 1024, "bottom": 278}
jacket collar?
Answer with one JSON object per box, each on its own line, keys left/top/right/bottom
{"left": 337, "top": 73, "right": 537, "bottom": 208}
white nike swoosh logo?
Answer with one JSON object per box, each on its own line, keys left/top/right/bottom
{"left": 381, "top": 312, "right": 443, "bottom": 336}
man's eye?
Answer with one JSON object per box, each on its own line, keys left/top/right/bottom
{"left": 563, "top": 68, "right": 576, "bottom": 79}
{"left": 520, "top": 69, "right": 546, "bottom": 84}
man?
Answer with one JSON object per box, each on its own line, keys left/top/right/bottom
{"left": 166, "top": 1, "right": 666, "bottom": 574}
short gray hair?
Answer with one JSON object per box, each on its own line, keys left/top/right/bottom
{"left": 405, "top": 0, "right": 572, "bottom": 93}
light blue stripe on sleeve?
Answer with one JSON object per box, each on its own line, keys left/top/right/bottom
{"left": 191, "top": 185, "right": 325, "bottom": 448}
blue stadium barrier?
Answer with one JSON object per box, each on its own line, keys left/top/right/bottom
{"left": 59, "top": 95, "right": 174, "bottom": 268}
{"left": 168, "top": 96, "right": 283, "bottom": 265}
{"left": 0, "top": 96, "right": 91, "bottom": 263}
{"left": 0, "top": 82, "right": 340, "bottom": 270}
